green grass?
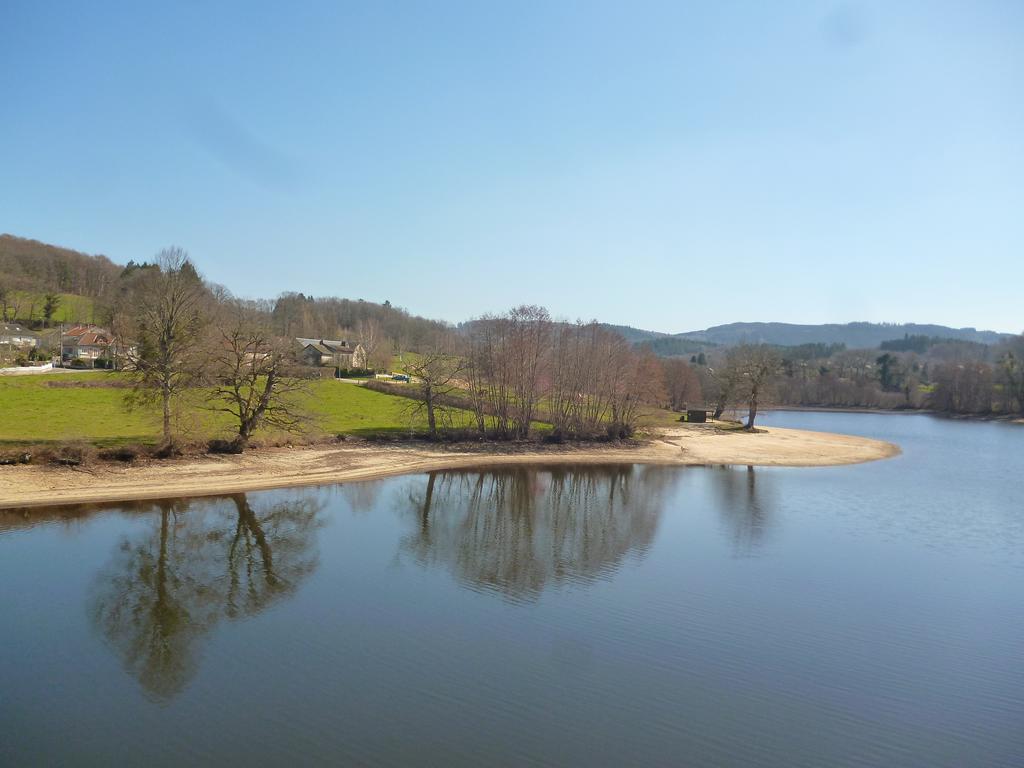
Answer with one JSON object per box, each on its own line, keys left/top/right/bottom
{"left": 0, "top": 372, "right": 688, "bottom": 448}
{"left": 0, "top": 373, "right": 476, "bottom": 447}
{"left": 304, "top": 380, "right": 479, "bottom": 436}
{"left": 0, "top": 372, "right": 162, "bottom": 446}
{"left": 10, "top": 291, "right": 98, "bottom": 326}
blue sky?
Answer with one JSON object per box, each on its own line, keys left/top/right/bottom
{"left": 2, "top": 1, "right": 1022, "bottom": 333}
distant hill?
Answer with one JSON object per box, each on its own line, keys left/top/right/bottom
{"left": 599, "top": 320, "right": 1013, "bottom": 355}
{"left": 0, "top": 234, "right": 121, "bottom": 326}
{"left": 597, "top": 324, "right": 667, "bottom": 344}
{"left": 673, "top": 322, "right": 1012, "bottom": 349}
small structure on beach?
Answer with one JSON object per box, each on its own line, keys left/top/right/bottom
{"left": 681, "top": 409, "right": 710, "bottom": 423}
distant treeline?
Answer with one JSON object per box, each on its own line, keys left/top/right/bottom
{"left": 879, "top": 334, "right": 989, "bottom": 356}
{"left": 764, "top": 337, "right": 1024, "bottom": 415}
{"left": 638, "top": 337, "right": 715, "bottom": 357}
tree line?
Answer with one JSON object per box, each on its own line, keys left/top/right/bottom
{"left": 689, "top": 336, "right": 1024, "bottom": 417}
{"left": 108, "top": 251, "right": 693, "bottom": 451}
{"left": 111, "top": 249, "right": 309, "bottom": 453}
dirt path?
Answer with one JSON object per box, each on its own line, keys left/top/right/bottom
{"left": 0, "top": 425, "right": 899, "bottom": 509}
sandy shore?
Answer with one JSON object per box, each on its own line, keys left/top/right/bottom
{"left": 0, "top": 425, "right": 899, "bottom": 509}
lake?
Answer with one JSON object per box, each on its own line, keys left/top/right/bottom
{"left": 1, "top": 413, "right": 1022, "bottom": 767}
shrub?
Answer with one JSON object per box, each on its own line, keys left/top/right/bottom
{"left": 151, "top": 443, "right": 182, "bottom": 459}
{"left": 606, "top": 423, "right": 634, "bottom": 440}
{"left": 98, "top": 446, "right": 139, "bottom": 463}
{"left": 44, "top": 444, "right": 95, "bottom": 466}
{"left": 542, "top": 429, "right": 566, "bottom": 445}
{"left": 207, "top": 438, "right": 244, "bottom": 454}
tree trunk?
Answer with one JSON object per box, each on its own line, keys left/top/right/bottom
{"left": 162, "top": 384, "right": 172, "bottom": 446}
{"left": 233, "top": 417, "right": 254, "bottom": 453}
{"left": 746, "top": 387, "right": 758, "bottom": 430}
{"left": 425, "top": 384, "right": 437, "bottom": 440}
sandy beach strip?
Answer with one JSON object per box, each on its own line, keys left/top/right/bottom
{"left": 0, "top": 425, "right": 900, "bottom": 510}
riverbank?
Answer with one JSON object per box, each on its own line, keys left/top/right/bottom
{"left": 0, "top": 424, "right": 899, "bottom": 509}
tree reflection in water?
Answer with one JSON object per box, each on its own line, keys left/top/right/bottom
{"left": 90, "top": 494, "right": 322, "bottom": 701}
{"left": 713, "top": 465, "right": 775, "bottom": 555}
{"left": 401, "top": 465, "right": 673, "bottom": 600}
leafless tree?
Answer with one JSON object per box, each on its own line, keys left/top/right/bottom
{"left": 661, "top": 358, "right": 703, "bottom": 411}
{"left": 121, "top": 248, "right": 208, "bottom": 449}
{"left": 356, "top": 316, "right": 390, "bottom": 371}
{"left": 704, "top": 360, "right": 745, "bottom": 420}
{"left": 930, "top": 362, "right": 995, "bottom": 414}
{"left": 400, "top": 331, "right": 467, "bottom": 440}
{"left": 727, "top": 345, "right": 782, "bottom": 430}
{"left": 0, "top": 284, "right": 22, "bottom": 322}
{"left": 608, "top": 348, "right": 666, "bottom": 435}
{"left": 507, "top": 305, "right": 552, "bottom": 437}
{"left": 549, "top": 322, "right": 616, "bottom": 436}
{"left": 206, "top": 301, "right": 309, "bottom": 451}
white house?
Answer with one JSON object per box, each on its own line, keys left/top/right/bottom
{"left": 0, "top": 323, "right": 39, "bottom": 349}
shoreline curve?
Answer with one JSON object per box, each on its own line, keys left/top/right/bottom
{"left": 0, "top": 425, "right": 900, "bottom": 510}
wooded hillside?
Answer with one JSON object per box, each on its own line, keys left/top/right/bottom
{"left": 0, "top": 234, "right": 121, "bottom": 325}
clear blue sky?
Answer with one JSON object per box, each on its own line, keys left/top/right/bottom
{"left": 2, "top": 1, "right": 1021, "bottom": 333}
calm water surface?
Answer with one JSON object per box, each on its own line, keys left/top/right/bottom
{"left": 1, "top": 413, "right": 1022, "bottom": 767}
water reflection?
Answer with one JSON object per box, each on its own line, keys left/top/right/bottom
{"left": 713, "top": 466, "right": 775, "bottom": 555}
{"left": 399, "top": 465, "right": 672, "bottom": 600}
{"left": 89, "top": 494, "right": 322, "bottom": 701}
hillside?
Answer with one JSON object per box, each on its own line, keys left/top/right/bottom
{"left": 675, "top": 322, "right": 1011, "bottom": 348}
{"left": 0, "top": 234, "right": 448, "bottom": 345}
{"left": 597, "top": 323, "right": 667, "bottom": 344}
{"left": 0, "top": 234, "right": 119, "bottom": 326}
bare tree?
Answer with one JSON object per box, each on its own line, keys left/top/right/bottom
{"left": 464, "top": 306, "right": 553, "bottom": 439}
{"left": 356, "top": 316, "right": 390, "bottom": 371}
{"left": 727, "top": 345, "right": 782, "bottom": 430}
{"left": 661, "top": 358, "right": 703, "bottom": 411}
{"left": 0, "top": 283, "right": 21, "bottom": 322}
{"left": 930, "top": 362, "right": 994, "bottom": 414}
{"left": 507, "top": 305, "right": 552, "bottom": 437}
{"left": 549, "top": 322, "right": 615, "bottom": 437}
{"left": 400, "top": 331, "right": 467, "bottom": 440}
{"left": 121, "top": 248, "right": 207, "bottom": 449}
{"left": 608, "top": 348, "right": 666, "bottom": 436}
{"left": 704, "top": 360, "right": 745, "bottom": 420}
{"left": 206, "top": 301, "right": 309, "bottom": 451}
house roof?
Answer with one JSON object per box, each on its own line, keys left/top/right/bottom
{"left": 297, "top": 338, "right": 360, "bottom": 354}
{"left": 303, "top": 342, "right": 356, "bottom": 356}
{"left": 1, "top": 323, "right": 37, "bottom": 337}
{"left": 66, "top": 332, "right": 111, "bottom": 347}
{"left": 64, "top": 324, "right": 111, "bottom": 339}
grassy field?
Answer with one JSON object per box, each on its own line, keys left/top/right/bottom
{"left": 0, "top": 372, "right": 477, "bottom": 447}
{"left": 8, "top": 291, "right": 98, "bottom": 326}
